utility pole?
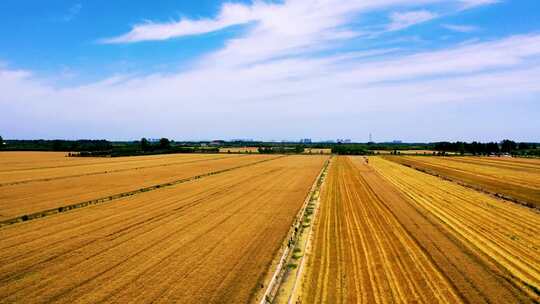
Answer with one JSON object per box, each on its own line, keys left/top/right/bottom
{"left": 369, "top": 133, "right": 372, "bottom": 143}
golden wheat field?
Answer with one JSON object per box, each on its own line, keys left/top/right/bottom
{"left": 0, "top": 153, "right": 274, "bottom": 222}
{"left": 1, "top": 152, "right": 539, "bottom": 304}
{"left": 218, "top": 147, "right": 260, "bottom": 153}
{"left": 300, "top": 156, "right": 539, "bottom": 303}
{"left": 385, "top": 155, "right": 540, "bottom": 208}
{"left": 0, "top": 153, "right": 328, "bottom": 303}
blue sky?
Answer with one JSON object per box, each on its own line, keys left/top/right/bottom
{"left": 1, "top": 0, "right": 539, "bottom": 142}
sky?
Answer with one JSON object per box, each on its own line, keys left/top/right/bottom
{"left": 1, "top": 0, "right": 539, "bottom": 142}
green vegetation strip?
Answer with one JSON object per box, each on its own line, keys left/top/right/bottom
{"left": 0, "top": 156, "right": 285, "bottom": 228}
{"left": 258, "top": 157, "right": 331, "bottom": 304}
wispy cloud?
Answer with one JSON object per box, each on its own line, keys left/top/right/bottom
{"left": 442, "top": 23, "right": 480, "bottom": 33}
{"left": 101, "top": 0, "right": 446, "bottom": 45}
{"left": 64, "top": 3, "right": 82, "bottom": 22}
{"left": 387, "top": 10, "right": 438, "bottom": 31}
{"left": 459, "top": 0, "right": 500, "bottom": 9}
{"left": 100, "top": 3, "right": 259, "bottom": 44}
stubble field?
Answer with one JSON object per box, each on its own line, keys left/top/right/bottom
{"left": 0, "top": 152, "right": 275, "bottom": 222}
{"left": 301, "top": 156, "right": 539, "bottom": 303}
{"left": 1, "top": 152, "right": 538, "bottom": 304}
{"left": 0, "top": 153, "right": 328, "bottom": 303}
{"left": 385, "top": 155, "right": 540, "bottom": 208}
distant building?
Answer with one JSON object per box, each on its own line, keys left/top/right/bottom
{"left": 337, "top": 139, "right": 352, "bottom": 144}
{"left": 392, "top": 140, "right": 403, "bottom": 144}
{"left": 300, "top": 138, "right": 312, "bottom": 143}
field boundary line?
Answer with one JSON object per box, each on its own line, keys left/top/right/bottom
{"left": 0, "top": 156, "right": 285, "bottom": 228}
{"left": 393, "top": 160, "right": 539, "bottom": 211}
{"left": 284, "top": 157, "right": 331, "bottom": 304}
{"left": 0, "top": 155, "right": 247, "bottom": 187}
{"left": 256, "top": 156, "right": 331, "bottom": 304}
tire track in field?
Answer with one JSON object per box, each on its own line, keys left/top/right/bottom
{"left": 0, "top": 167, "right": 284, "bottom": 287}
{"left": 304, "top": 157, "right": 462, "bottom": 304}
{"left": 0, "top": 155, "right": 285, "bottom": 228}
{"left": 0, "top": 156, "right": 327, "bottom": 303}
{"left": 0, "top": 166, "right": 283, "bottom": 300}
{"left": 0, "top": 155, "right": 242, "bottom": 187}
{"left": 386, "top": 156, "right": 540, "bottom": 209}
{"left": 370, "top": 157, "right": 540, "bottom": 302}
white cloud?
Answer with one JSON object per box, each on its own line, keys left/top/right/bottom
{"left": 2, "top": 0, "right": 537, "bottom": 140}
{"left": 3, "top": 33, "right": 540, "bottom": 139}
{"left": 101, "top": 0, "right": 445, "bottom": 44}
{"left": 459, "top": 0, "right": 499, "bottom": 9}
{"left": 100, "top": 3, "right": 259, "bottom": 43}
{"left": 387, "top": 10, "right": 438, "bottom": 31}
{"left": 442, "top": 24, "right": 479, "bottom": 33}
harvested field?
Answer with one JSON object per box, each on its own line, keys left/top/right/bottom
{"left": 370, "top": 157, "right": 540, "bottom": 302}
{"left": 373, "top": 150, "right": 438, "bottom": 155}
{"left": 0, "top": 153, "right": 240, "bottom": 185}
{"left": 0, "top": 155, "right": 328, "bottom": 303}
{"left": 301, "top": 156, "right": 539, "bottom": 303}
{"left": 0, "top": 153, "right": 272, "bottom": 221}
{"left": 302, "top": 156, "right": 462, "bottom": 303}
{"left": 385, "top": 156, "right": 540, "bottom": 208}
{"left": 304, "top": 148, "right": 332, "bottom": 155}
{"left": 219, "top": 147, "right": 259, "bottom": 153}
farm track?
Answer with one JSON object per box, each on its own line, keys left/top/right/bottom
{"left": 370, "top": 157, "right": 540, "bottom": 302}
{"left": 0, "top": 155, "right": 328, "bottom": 303}
{"left": 385, "top": 156, "right": 540, "bottom": 208}
{"left": 303, "top": 156, "right": 463, "bottom": 303}
{"left": 0, "top": 154, "right": 275, "bottom": 221}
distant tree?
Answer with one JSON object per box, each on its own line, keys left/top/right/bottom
{"left": 141, "top": 138, "right": 150, "bottom": 151}
{"left": 0, "top": 135, "right": 3, "bottom": 149}
{"left": 159, "top": 138, "right": 171, "bottom": 150}
{"left": 501, "top": 139, "right": 517, "bottom": 153}
{"left": 486, "top": 142, "right": 499, "bottom": 154}
{"left": 518, "top": 142, "right": 530, "bottom": 150}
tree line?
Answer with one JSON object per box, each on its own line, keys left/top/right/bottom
{"left": 433, "top": 140, "right": 539, "bottom": 156}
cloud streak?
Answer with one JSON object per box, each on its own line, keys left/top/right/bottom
{"left": 387, "top": 10, "right": 438, "bottom": 31}
{"left": 100, "top": 3, "right": 259, "bottom": 43}
{"left": 442, "top": 23, "right": 480, "bottom": 32}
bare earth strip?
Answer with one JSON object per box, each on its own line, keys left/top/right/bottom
{"left": 302, "top": 156, "right": 462, "bottom": 303}
{"left": 370, "top": 157, "right": 540, "bottom": 302}
{"left": 385, "top": 156, "right": 540, "bottom": 208}
{"left": 0, "top": 154, "right": 274, "bottom": 220}
{"left": 0, "top": 155, "right": 327, "bottom": 303}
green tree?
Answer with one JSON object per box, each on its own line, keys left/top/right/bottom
{"left": 501, "top": 139, "right": 517, "bottom": 153}
{"left": 0, "top": 135, "right": 3, "bottom": 149}
{"left": 159, "top": 138, "right": 171, "bottom": 150}
{"left": 141, "top": 138, "right": 150, "bottom": 151}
